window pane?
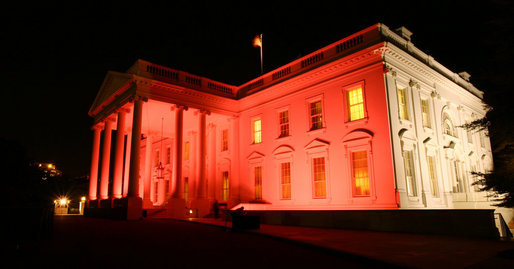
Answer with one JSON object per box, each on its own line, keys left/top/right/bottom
{"left": 184, "top": 142, "right": 190, "bottom": 160}
{"left": 398, "top": 88, "right": 409, "bottom": 120}
{"left": 255, "top": 166, "right": 262, "bottom": 200}
{"left": 279, "top": 111, "right": 289, "bottom": 137}
{"left": 348, "top": 87, "right": 365, "bottom": 121}
{"left": 313, "top": 157, "right": 326, "bottom": 198}
{"left": 421, "top": 99, "right": 431, "bottom": 128}
{"left": 404, "top": 150, "right": 417, "bottom": 196}
{"left": 253, "top": 119, "right": 262, "bottom": 143}
{"left": 222, "top": 171, "right": 229, "bottom": 201}
{"left": 352, "top": 151, "right": 370, "bottom": 196}
{"left": 427, "top": 155, "right": 438, "bottom": 197}
{"left": 222, "top": 129, "right": 229, "bottom": 151}
{"left": 281, "top": 162, "right": 291, "bottom": 199}
{"left": 310, "top": 101, "right": 323, "bottom": 130}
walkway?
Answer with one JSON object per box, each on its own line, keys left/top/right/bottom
{"left": 10, "top": 216, "right": 389, "bottom": 268}
{"left": 189, "top": 217, "right": 514, "bottom": 268}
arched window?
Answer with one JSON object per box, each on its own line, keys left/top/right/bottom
{"left": 442, "top": 113, "right": 457, "bottom": 137}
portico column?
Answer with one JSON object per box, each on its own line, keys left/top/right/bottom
{"left": 128, "top": 97, "right": 143, "bottom": 198}
{"left": 172, "top": 105, "right": 187, "bottom": 198}
{"left": 143, "top": 135, "right": 153, "bottom": 207}
{"left": 125, "top": 96, "right": 144, "bottom": 220}
{"left": 99, "top": 117, "right": 115, "bottom": 200}
{"left": 112, "top": 109, "right": 127, "bottom": 199}
{"left": 88, "top": 124, "right": 103, "bottom": 201}
{"left": 122, "top": 131, "right": 132, "bottom": 197}
{"left": 196, "top": 109, "right": 209, "bottom": 199}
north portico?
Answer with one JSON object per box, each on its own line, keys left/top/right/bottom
{"left": 87, "top": 61, "right": 240, "bottom": 219}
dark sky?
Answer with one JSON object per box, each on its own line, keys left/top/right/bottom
{"left": 2, "top": 0, "right": 512, "bottom": 177}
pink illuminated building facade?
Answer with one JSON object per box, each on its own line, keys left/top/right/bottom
{"left": 87, "top": 24, "right": 509, "bottom": 222}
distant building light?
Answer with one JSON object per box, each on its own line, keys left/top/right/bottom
{"left": 81, "top": 196, "right": 86, "bottom": 201}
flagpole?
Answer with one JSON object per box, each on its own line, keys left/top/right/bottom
{"left": 260, "top": 34, "right": 263, "bottom": 74}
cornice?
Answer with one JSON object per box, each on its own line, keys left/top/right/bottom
{"left": 239, "top": 44, "right": 384, "bottom": 112}
{"left": 383, "top": 43, "right": 483, "bottom": 100}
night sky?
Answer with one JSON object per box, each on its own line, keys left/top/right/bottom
{"left": 2, "top": 0, "right": 512, "bottom": 177}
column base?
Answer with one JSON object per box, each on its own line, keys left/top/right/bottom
{"left": 125, "top": 196, "right": 143, "bottom": 220}
{"left": 167, "top": 198, "right": 186, "bottom": 219}
{"left": 191, "top": 198, "right": 212, "bottom": 218}
{"left": 143, "top": 198, "right": 154, "bottom": 209}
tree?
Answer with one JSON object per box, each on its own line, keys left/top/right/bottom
{"left": 463, "top": 1, "right": 514, "bottom": 207}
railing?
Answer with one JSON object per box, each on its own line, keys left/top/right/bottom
{"left": 139, "top": 61, "right": 236, "bottom": 98}
{"left": 136, "top": 25, "right": 380, "bottom": 99}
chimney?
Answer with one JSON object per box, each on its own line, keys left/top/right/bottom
{"left": 394, "top": 26, "right": 413, "bottom": 42}
{"left": 458, "top": 71, "right": 471, "bottom": 82}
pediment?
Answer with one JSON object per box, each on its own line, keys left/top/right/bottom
{"left": 247, "top": 151, "right": 265, "bottom": 161}
{"left": 89, "top": 71, "right": 133, "bottom": 116}
{"left": 304, "top": 138, "right": 330, "bottom": 150}
{"left": 398, "top": 128, "right": 416, "bottom": 142}
{"left": 342, "top": 129, "right": 373, "bottom": 143}
{"left": 272, "top": 145, "right": 295, "bottom": 156}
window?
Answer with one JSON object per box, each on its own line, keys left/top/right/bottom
{"left": 347, "top": 87, "right": 365, "bottom": 121}
{"left": 442, "top": 113, "right": 457, "bottom": 137}
{"left": 480, "top": 131, "right": 485, "bottom": 148}
{"left": 222, "top": 129, "right": 229, "bottom": 151}
{"left": 155, "top": 150, "right": 160, "bottom": 167}
{"left": 254, "top": 166, "right": 262, "bottom": 200}
{"left": 352, "top": 151, "right": 370, "bottom": 196}
{"left": 397, "top": 88, "right": 409, "bottom": 120}
{"left": 252, "top": 119, "right": 262, "bottom": 144}
{"left": 166, "top": 147, "right": 171, "bottom": 164}
{"left": 312, "top": 157, "right": 326, "bottom": 198}
{"left": 279, "top": 110, "right": 290, "bottom": 137}
{"left": 466, "top": 122, "right": 473, "bottom": 144}
{"left": 153, "top": 181, "right": 158, "bottom": 202}
{"left": 421, "top": 99, "right": 431, "bottom": 128}
{"left": 453, "top": 161, "right": 465, "bottom": 193}
{"left": 184, "top": 141, "right": 190, "bottom": 160}
{"left": 309, "top": 101, "right": 323, "bottom": 130}
{"left": 222, "top": 171, "right": 229, "bottom": 201}
{"left": 184, "top": 177, "right": 189, "bottom": 202}
{"left": 280, "top": 162, "right": 291, "bottom": 199}
{"left": 403, "top": 150, "right": 417, "bottom": 196}
{"left": 427, "top": 155, "right": 439, "bottom": 197}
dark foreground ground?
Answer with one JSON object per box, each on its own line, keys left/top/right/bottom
{"left": 7, "top": 216, "right": 391, "bottom": 268}
{"left": 7, "top": 215, "right": 514, "bottom": 268}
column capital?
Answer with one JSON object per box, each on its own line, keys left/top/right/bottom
{"left": 171, "top": 104, "right": 188, "bottom": 111}
{"left": 104, "top": 116, "right": 116, "bottom": 123}
{"left": 116, "top": 107, "right": 131, "bottom": 114}
{"left": 194, "top": 108, "right": 211, "bottom": 116}
{"left": 129, "top": 95, "right": 148, "bottom": 103}
{"left": 91, "top": 123, "right": 104, "bottom": 131}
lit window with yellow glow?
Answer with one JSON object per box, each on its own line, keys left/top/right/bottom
{"left": 184, "top": 142, "right": 190, "bottom": 160}
{"left": 397, "top": 88, "right": 409, "bottom": 120}
{"left": 255, "top": 166, "right": 262, "bottom": 200}
{"left": 253, "top": 119, "right": 262, "bottom": 144}
{"left": 352, "top": 151, "right": 370, "bottom": 196}
{"left": 421, "top": 99, "right": 431, "bottom": 128}
{"left": 222, "top": 171, "right": 229, "bottom": 201}
{"left": 184, "top": 177, "right": 189, "bottom": 202}
{"left": 403, "top": 150, "right": 417, "bottom": 196}
{"left": 347, "top": 87, "right": 365, "bottom": 121}
{"left": 280, "top": 162, "right": 291, "bottom": 199}
{"left": 427, "top": 155, "right": 439, "bottom": 197}
{"left": 312, "top": 157, "right": 326, "bottom": 198}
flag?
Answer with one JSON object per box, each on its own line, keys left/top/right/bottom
{"left": 253, "top": 34, "right": 262, "bottom": 48}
